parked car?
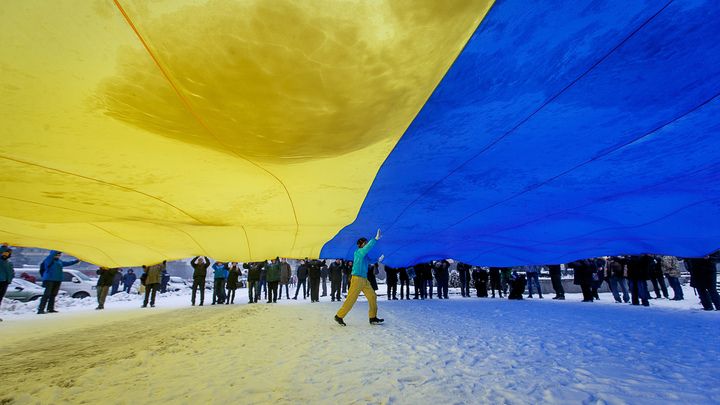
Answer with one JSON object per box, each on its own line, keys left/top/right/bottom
{"left": 167, "top": 276, "right": 190, "bottom": 292}
{"left": 17, "top": 267, "right": 97, "bottom": 299}
{"left": 5, "top": 279, "right": 68, "bottom": 302}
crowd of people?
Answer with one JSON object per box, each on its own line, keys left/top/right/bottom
{"left": 1, "top": 239, "right": 719, "bottom": 323}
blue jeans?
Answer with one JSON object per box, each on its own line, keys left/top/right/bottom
{"left": 424, "top": 279, "right": 433, "bottom": 298}
{"left": 38, "top": 280, "right": 62, "bottom": 313}
{"left": 247, "top": 280, "right": 260, "bottom": 302}
{"left": 213, "top": 278, "right": 226, "bottom": 304}
{"left": 628, "top": 279, "right": 650, "bottom": 306}
{"left": 665, "top": 276, "right": 683, "bottom": 300}
{"left": 526, "top": 272, "right": 542, "bottom": 297}
{"left": 697, "top": 287, "right": 720, "bottom": 310}
{"left": 437, "top": 278, "right": 449, "bottom": 299}
{"left": 607, "top": 276, "right": 629, "bottom": 303}
{"left": 294, "top": 279, "right": 307, "bottom": 298}
{"left": 459, "top": 271, "right": 469, "bottom": 297}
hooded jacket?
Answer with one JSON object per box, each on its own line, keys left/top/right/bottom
{"left": 212, "top": 262, "right": 227, "bottom": 279}
{"left": 42, "top": 250, "right": 80, "bottom": 282}
{"left": 0, "top": 246, "right": 14, "bottom": 283}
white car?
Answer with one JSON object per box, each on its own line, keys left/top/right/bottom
{"left": 6, "top": 279, "right": 69, "bottom": 302}
{"left": 18, "top": 267, "right": 97, "bottom": 299}
{"left": 167, "top": 276, "right": 190, "bottom": 292}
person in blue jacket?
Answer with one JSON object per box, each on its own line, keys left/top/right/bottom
{"left": 212, "top": 261, "right": 227, "bottom": 305}
{"left": 1, "top": 243, "right": 15, "bottom": 320}
{"left": 122, "top": 269, "right": 137, "bottom": 294}
{"left": 38, "top": 250, "right": 81, "bottom": 314}
{"left": 335, "top": 229, "right": 384, "bottom": 326}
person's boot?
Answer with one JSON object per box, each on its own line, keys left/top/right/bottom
{"left": 369, "top": 317, "right": 384, "bottom": 324}
{"left": 334, "top": 315, "right": 346, "bottom": 326}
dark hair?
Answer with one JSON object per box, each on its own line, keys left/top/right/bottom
{"left": 357, "top": 238, "right": 368, "bottom": 247}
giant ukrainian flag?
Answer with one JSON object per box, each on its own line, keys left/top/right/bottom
{"left": 2, "top": 0, "right": 719, "bottom": 267}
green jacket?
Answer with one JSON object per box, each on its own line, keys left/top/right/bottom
{"left": 265, "top": 260, "right": 281, "bottom": 282}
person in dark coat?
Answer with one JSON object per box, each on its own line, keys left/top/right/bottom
{"left": 320, "top": 261, "right": 328, "bottom": 297}
{"left": 385, "top": 265, "right": 398, "bottom": 300}
{"left": 342, "top": 260, "right": 352, "bottom": 294}
{"left": 266, "top": 258, "right": 281, "bottom": 303}
{"left": 96, "top": 267, "right": 119, "bottom": 310}
{"left": 648, "top": 255, "right": 669, "bottom": 299}
{"left": 328, "top": 259, "right": 344, "bottom": 301}
{"left": 570, "top": 259, "right": 594, "bottom": 302}
{"left": 122, "top": 269, "right": 136, "bottom": 294}
{"left": 685, "top": 254, "right": 720, "bottom": 310}
{"left": 412, "top": 263, "right": 425, "bottom": 299}
{"left": 589, "top": 258, "right": 605, "bottom": 300}
{"left": 293, "top": 260, "right": 308, "bottom": 300}
{"left": 488, "top": 267, "right": 502, "bottom": 298}
{"left": 617, "top": 255, "right": 653, "bottom": 306}
{"left": 547, "top": 264, "right": 565, "bottom": 300}
{"left": 1, "top": 244, "right": 15, "bottom": 317}
{"left": 399, "top": 267, "right": 410, "bottom": 300}
{"left": 243, "top": 261, "right": 263, "bottom": 303}
{"left": 160, "top": 268, "right": 170, "bottom": 294}
{"left": 476, "top": 267, "right": 489, "bottom": 297}
{"left": 226, "top": 262, "right": 241, "bottom": 304}
{"left": 434, "top": 260, "right": 450, "bottom": 299}
{"left": 367, "top": 263, "right": 379, "bottom": 292}
{"left": 604, "top": 257, "right": 628, "bottom": 303}
{"left": 424, "top": 262, "right": 436, "bottom": 299}
{"left": 457, "top": 262, "right": 471, "bottom": 297}
{"left": 472, "top": 267, "right": 483, "bottom": 297}
{"left": 191, "top": 256, "right": 210, "bottom": 306}
{"left": 307, "top": 259, "right": 325, "bottom": 302}
{"left": 111, "top": 269, "right": 123, "bottom": 295}
{"left": 279, "top": 258, "right": 292, "bottom": 300}
{"left": 259, "top": 262, "right": 268, "bottom": 300}
{"left": 508, "top": 271, "right": 526, "bottom": 300}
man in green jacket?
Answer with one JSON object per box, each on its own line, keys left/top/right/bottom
{"left": 266, "top": 258, "right": 281, "bottom": 303}
{"left": 142, "top": 260, "right": 165, "bottom": 308}
{"left": 96, "top": 267, "right": 120, "bottom": 310}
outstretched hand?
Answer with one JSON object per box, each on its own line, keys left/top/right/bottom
{"left": 376, "top": 229, "right": 383, "bottom": 240}
{"left": 378, "top": 255, "right": 385, "bottom": 262}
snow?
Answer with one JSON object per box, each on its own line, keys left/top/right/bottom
{"left": 1, "top": 286, "right": 719, "bottom": 404}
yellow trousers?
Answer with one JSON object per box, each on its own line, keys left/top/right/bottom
{"left": 336, "top": 276, "right": 377, "bottom": 319}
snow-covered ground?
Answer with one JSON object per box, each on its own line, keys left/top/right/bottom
{"left": 1, "top": 285, "right": 719, "bottom": 404}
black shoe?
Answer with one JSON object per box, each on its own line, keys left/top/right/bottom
{"left": 369, "top": 317, "right": 384, "bottom": 324}
{"left": 48, "top": 310, "right": 59, "bottom": 313}
{"left": 293, "top": 297, "right": 297, "bottom": 300}
{"left": 199, "top": 303, "right": 203, "bottom": 306}
{"left": 191, "top": 302, "right": 195, "bottom": 306}
{"left": 334, "top": 315, "right": 346, "bottom": 326}
{"left": 141, "top": 305, "right": 147, "bottom": 308}
{"left": 37, "top": 310, "right": 45, "bottom": 315}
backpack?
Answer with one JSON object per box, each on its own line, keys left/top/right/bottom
{"left": 39, "top": 261, "right": 46, "bottom": 277}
